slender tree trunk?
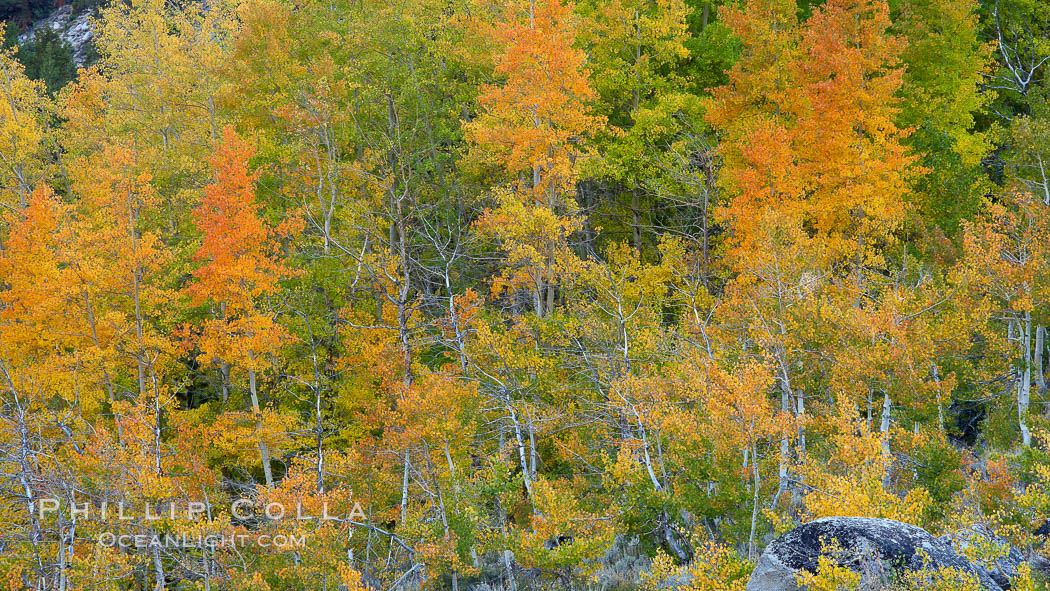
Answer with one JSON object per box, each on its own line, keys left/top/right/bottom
{"left": 630, "top": 405, "right": 663, "bottom": 492}
{"left": 248, "top": 366, "right": 274, "bottom": 486}
{"left": 1036, "top": 325, "right": 1045, "bottom": 392}
{"left": 772, "top": 373, "right": 791, "bottom": 506}
{"left": 400, "top": 450, "right": 410, "bottom": 524}
{"left": 152, "top": 367, "right": 163, "bottom": 475}
{"left": 534, "top": 278, "right": 545, "bottom": 318}
{"left": 880, "top": 391, "right": 892, "bottom": 452}
{"left": 84, "top": 292, "right": 123, "bottom": 443}
{"left": 59, "top": 508, "right": 74, "bottom": 591}
{"left": 748, "top": 437, "right": 761, "bottom": 562}
{"left": 878, "top": 390, "right": 893, "bottom": 486}
{"left": 1020, "top": 312, "right": 1033, "bottom": 447}
{"left": 152, "top": 543, "right": 166, "bottom": 591}
{"left": 631, "top": 186, "right": 642, "bottom": 251}
{"left": 508, "top": 405, "right": 534, "bottom": 500}
{"left": 932, "top": 363, "right": 945, "bottom": 431}
{"left": 220, "top": 362, "right": 230, "bottom": 403}
{"left": 315, "top": 383, "right": 325, "bottom": 493}
{"left": 503, "top": 550, "right": 517, "bottom": 591}
{"left": 395, "top": 187, "right": 413, "bottom": 388}
{"left": 1037, "top": 154, "right": 1049, "bottom": 205}
{"left": 9, "top": 400, "right": 45, "bottom": 580}
{"left": 128, "top": 198, "right": 146, "bottom": 398}
{"left": 526, "top": 409, "right": 538, "bottom": 482}
{"left": 866, "top": 388, "right": 873, "bottom": 431}
{"left": 796, "top": 392, "right": 806, "bottom": 459}
{"left": 424, "top": 444, "right": 457, "bottom": 591}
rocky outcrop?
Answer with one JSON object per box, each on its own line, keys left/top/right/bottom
{"left": 18, "top": 5, "right": 94, "bottom": 66}
{"left": 746, "top": 517, "right": 1004, "bottom": 590}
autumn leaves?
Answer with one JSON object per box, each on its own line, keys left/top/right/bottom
{"left": 0, "top": 0, "right": 1047, "bottom": 588}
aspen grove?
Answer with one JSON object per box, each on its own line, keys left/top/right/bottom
{"left": 1, "top": 0, "right": 1050, "bottom": 589}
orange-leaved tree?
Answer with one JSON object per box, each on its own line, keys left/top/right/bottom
{"left": 466, "top": 0, "right": 604, "bottom": 317}
{"left": 703, "top": 0, "right": 801, "bottom": 258}
{"left": 707, "top": 0, "right": 916, "bottom": 260}
{"left": 789, "top": 0, "right": 915, "bottom": 256}
{"left": 186, "top": 126, "right": 292, "bottom": 486}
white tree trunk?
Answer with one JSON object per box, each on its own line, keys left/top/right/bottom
{"left": 249, "top": 367, "right": 274, "bottom": 486}
{"left": 1020, "top": 313, "right": 1033, "bottom": 447}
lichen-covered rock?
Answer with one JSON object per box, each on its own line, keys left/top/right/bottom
{"left": 746, "top": 517, "right": 1003, "bottom": 591}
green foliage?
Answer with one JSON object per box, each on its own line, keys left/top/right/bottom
{"left": 0, "top": 0, "right": 52, "bottom": 26}
{"left": 682, "top": 0, "right": 742, "bottom": 92}
{"left": 6, "top": 26, "right": 76, "bottom": 94}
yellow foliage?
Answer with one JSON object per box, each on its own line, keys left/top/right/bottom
{"left": 800, "top": 415, "right": 931, "bottom": 525}
{"left": 796, "top": 554, "right": 861, "bottom": 591}
{"left": 892, "top": 566, "right": 982, "bottom": 591}
{"left": 683, "top": 542, "right": 753, "bottom": 591}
